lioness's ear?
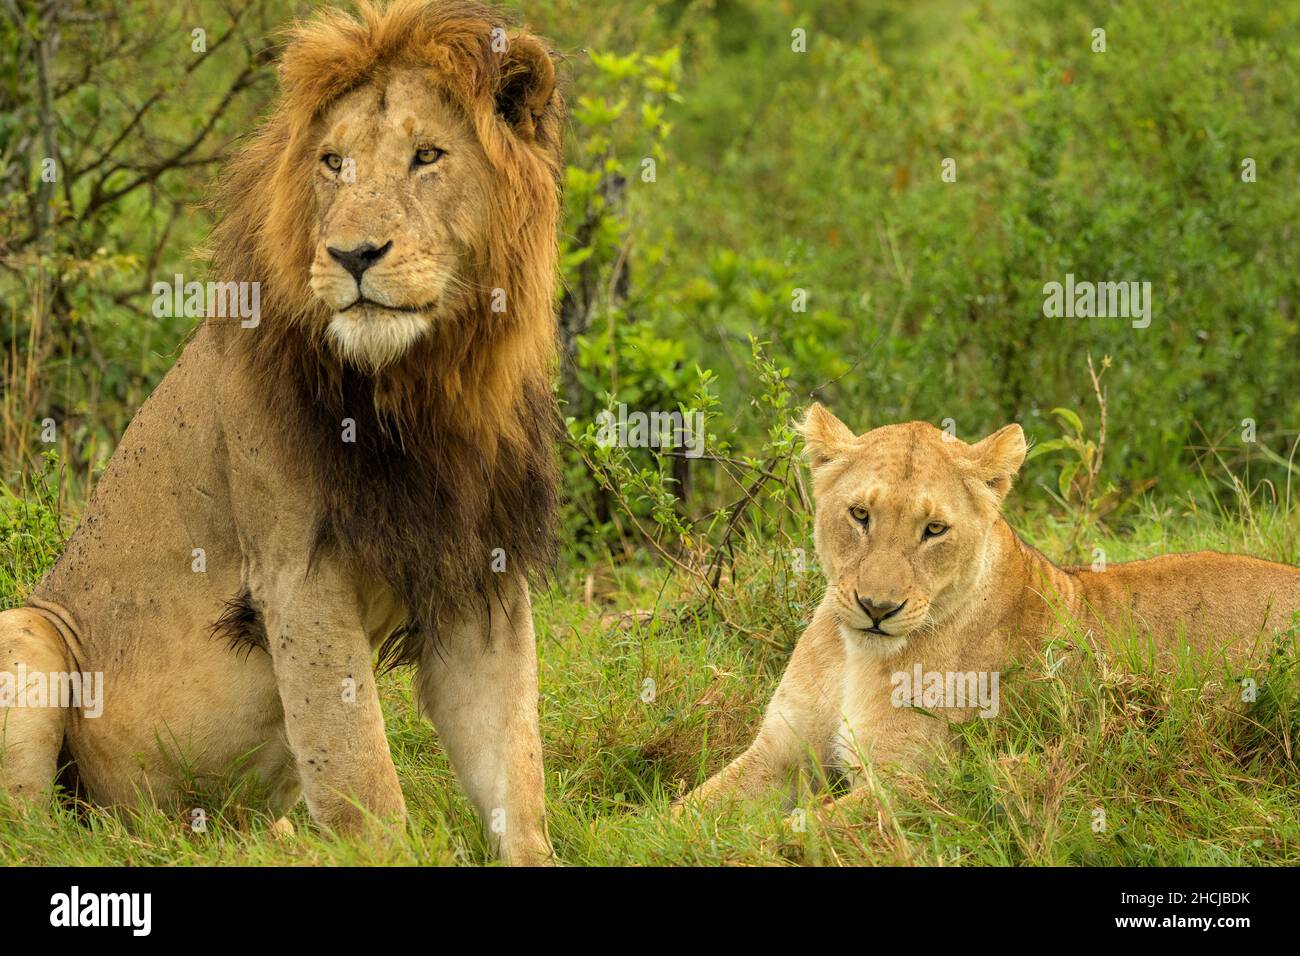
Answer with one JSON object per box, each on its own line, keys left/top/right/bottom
{"left": 799, "top": 403, "right": 858, "bottom": 469}
{"left": 970, "top": 423, "right": 1027, "bottom": 502}
{"left": 495, "top": 33, "right": 556, "bottom": 138}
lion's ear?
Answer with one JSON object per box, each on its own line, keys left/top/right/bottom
{"left": 799, "top": 403, "right": 858, "bottom": 469}
{"left": 970, "top": 423, "right": 1027, "bottom": 503}
{"left": 495, "top": 32, "right": 556, "bottom": 138}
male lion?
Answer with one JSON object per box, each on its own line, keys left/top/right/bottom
{"left": 0, "top": 0, "right": 563, "bottom": 864}
{"left": 685, "top": 404, "right": 1300, "bottom": 808}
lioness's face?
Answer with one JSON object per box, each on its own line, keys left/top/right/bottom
{"left": 308, "top": 67, "right": 492, "bottom": 368}
{"left": 800, "top": 405, "right": 1026, "bottom": 655}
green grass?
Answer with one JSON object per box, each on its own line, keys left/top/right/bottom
{"left": 2, "top": 474, "right": 1298, "bottom": 866}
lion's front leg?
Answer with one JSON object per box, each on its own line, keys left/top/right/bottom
{"left": 259, "top": 568, "right": 406, "bottom": 836}
{"left": 681, "top": 610, "right": 844, "bottom": 812}
{"left": 416, "top": 577, "right": 551, "bottom": 866}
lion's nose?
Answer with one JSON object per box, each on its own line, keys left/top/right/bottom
{"left": 855, "top": 594, "right": 906, "bottom": 623}
{"left": 327, "top": 240, "right": 393, "bottom": 283}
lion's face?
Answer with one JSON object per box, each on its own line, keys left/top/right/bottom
{"left": 800, "top": 404, "right": 1026, "bottom": 656}
{"left": 307, "top": 67, "right": 493, "bottom": 369}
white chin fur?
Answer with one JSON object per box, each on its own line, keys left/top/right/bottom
{"left": 327, "top": 312, "right": 431, "bottom": 369}
{"left": 838, "top": 622, "right": 908, "bottom": 658}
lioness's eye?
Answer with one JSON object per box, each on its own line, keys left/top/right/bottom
{"left": 322, "top": 153, "right": 343, "bottom": 172}
{"left": 924, "top": 521, "right": 948, "bottom": 539}
{"left": 414, "top": 146, "right": 445, "bottom": 166}
{"left": 849, "top": 506, "right": 869, "bottom": 525}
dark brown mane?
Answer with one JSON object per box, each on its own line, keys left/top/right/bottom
{"left": 298, "top": 330, "right": 559, "bottom": 667}
{"left": 206, "top": 0, "right": 565, "bottom": 665}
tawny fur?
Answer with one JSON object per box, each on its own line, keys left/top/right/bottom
{"left": 0, "top": 0, "right": 563, "bottom": 865}
{"left": 684, "top": 404, "right": 1300, "bottom": 810}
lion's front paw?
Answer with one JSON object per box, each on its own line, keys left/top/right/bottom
{"left": 499, "top": 835, "right": 555, "bottom": 867}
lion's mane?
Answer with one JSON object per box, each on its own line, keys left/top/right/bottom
{"left": 207, "top": 0, "right": 565, "bottom": 664}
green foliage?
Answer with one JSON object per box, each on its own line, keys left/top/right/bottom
{"left": 2, "top": 0, "right": 286, "bottom": 493}
{"left": 624, "top": 0, "right": 1300, "bottom": 520}
{"left": 0, "top": 452, "right": 66, "bottom": 601}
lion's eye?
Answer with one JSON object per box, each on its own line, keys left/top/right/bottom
{"left": 414, "top": 146, "right": 445, "bottom": 166}
{"left": 924, "top": 521, "right": 949, "bottom": 539}
{"left": 849, "top": 506, "right": 869, "bottom": 525}
{"left": 322, "top": 153, "right": 343, "bottom": 172}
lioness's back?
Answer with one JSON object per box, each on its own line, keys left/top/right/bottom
{"left": 1067, "top": 550, "right": 1300, "bottom": 655}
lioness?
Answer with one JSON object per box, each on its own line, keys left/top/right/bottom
{"left": 685, "top": 404, "right": 1300, "bottom": 807}
{"left": 0, "top": 1, "right": 562, "bottom": 863}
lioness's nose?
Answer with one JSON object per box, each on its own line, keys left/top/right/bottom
{"left": 327, "top": 240, "right": 393, "bottom": 283}
{"left": 855, "top": 594, "right": 905, "bottom": 623}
